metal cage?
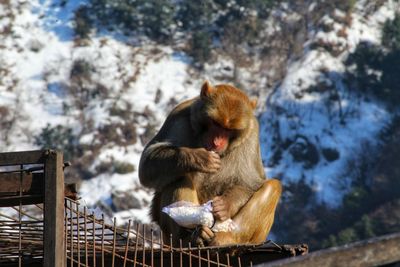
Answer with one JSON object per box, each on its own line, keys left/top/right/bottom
{"left": 0, "top": 150, "right": 307, "bottom": 267}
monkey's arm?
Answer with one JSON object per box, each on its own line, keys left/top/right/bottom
{"left": 139, "top": 142, "right": 221, "bottom": 191}
{"left": 139, "top": 99, "right": 221, "bottom": 191}
{"left": 139, "top": 107, "right": 193, "bottom": 190}
{"left": 139, "top": 142, "right": 181, "bottom": 190}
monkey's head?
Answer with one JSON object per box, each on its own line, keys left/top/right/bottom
{"left": 192, "top": 81, "right": 257, "bottom": 155}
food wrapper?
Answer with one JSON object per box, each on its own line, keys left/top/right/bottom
{"left": 162, "top": 201, "right": 237, "bottom": 232}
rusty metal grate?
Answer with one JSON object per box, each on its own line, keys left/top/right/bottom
{"left": 64, "top": 197, "right": 240, "bottom": 267}
{"left": 0, "top": 203, "right": 44, "bottom": 265}
{"left": 64, "top": 197, "right": 308, "bottom": 266}
{"left": 0, "top": 150, "right": 307, "bottom": 267}
{"left": 0, "top": 160, "right": 46, "bottom": 266}
{"left": 0, "top": 150, "right": 65, "bottom": 266}
{"left": 0, "top": 196, "right": 307, "bottom": 267}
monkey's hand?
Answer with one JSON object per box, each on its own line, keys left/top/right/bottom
{"left": 212, "top": 196, "right": 232, "bottom": 221}
{"left": 181, "top": 148, "right": 221, "bottom": 173}
{"left": 192, "top": 225, "right": 215, "bottom": 247}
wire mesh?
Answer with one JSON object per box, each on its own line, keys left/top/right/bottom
{"left": 0, "top": 163, "right": 45, "bottom": 266}
{"left": 64, "top": 197, "right": 234, "bottom": 267}
{"left": 0, "top": 151, "right": 307, "bottom": 267}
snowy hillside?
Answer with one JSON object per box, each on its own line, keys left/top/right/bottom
{"left": 0, "top": 0, "right": 203, "bottom": 224}
{"left": 261, "top": 2, "right": 396, "bottom": 204}
{"left": 1, "top": 0, "right": 400, "bottom": 247}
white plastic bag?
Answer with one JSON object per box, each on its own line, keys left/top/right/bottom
{"left": 162, "top": 201, "right": 237, "bottom": 232}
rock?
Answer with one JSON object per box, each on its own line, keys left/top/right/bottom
{"left": 322, "top": 147, "right": 340, "bottom": 162}
{"left": 289, "top": 135, "right": 320, "bottom": 168}
{"left": 111, "top": 190, "right": 142, "bottom": 211}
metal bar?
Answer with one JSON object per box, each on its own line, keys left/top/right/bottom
{"left": 170, "top": 234, "right": 173, "bottom": 267}
{"left": 179, "top": 239, "right": 183, "bottom": 267}
{"left": 43, "top": 150, "right": 65, "bottom": 267}
{"left": 150, "top": 228, "right": 154, "bottom": 267}
{"left": 70, "top": 200, "right": 74, "bottom": 267}
{"left": 216, "top": 251, "right": 220, "bottom": 267}
{"left": 35, "top": 203, "right": 44, "bottom": 210}
{"left": 237, "top": 256, "right": 242, "bottom": 267}
{"left": 101, "top": 214, "right": 105, "bottom": 267}
{"left": 77, "top": 202, "right": 81, "bottom": 267}
{"left": 84, "top": 207, "right": 88, "bottom": 266}
{"left": 123, "top": 220, "right": 131, "bottom": 267}
{"left": 92, "top": 212, "right": 96, "bottom": 267}
{"left": 198, "top": 245, "right": 201, "bottom": 267}
{"left": 207, "top": 249, "right": 210, "bottom": 267}
{"left": 133, "top": 223, "right": 139, "bottom": 267}
{"left": 159, "top": 231, "right": 163, "bottom": 267}
{"left": 0, "top": 211, "right": 18, "bottom": 221}
{"left": 226, "top": 253, "right": 230, "bottom": 267}
{"left": 64, "top": 199, "right": 68, "bottom": 267}
{"left": 112, "top": 218, "right": 117, "bottom": 267}
{"left": 188, "top": 242, "right": 192, "bottom": 267}
{"left": 11, "top": 207, "right": 40, "bottom": 221}
{"left": 18, "top": 164, "right": 22, "bottom": 267}
{"left": 142, "top": 224, "right": 146, "bottom": 267}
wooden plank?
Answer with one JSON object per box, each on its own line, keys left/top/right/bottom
{"left": 0, "top": 172, "right": 43, "bottom": 194}
{"left": 0, "top": 150, "right": 46, "bottom": 166}
{"left": 264, "top": 232, "right": 400, "bottom": 267}
{"left": 43, "top": 150, "right": 65, "bottom": 267}
{"left": 0, "top": 170, "right": 77, "bottom": 201}
{"left": 0, "top": 195, "right": 44, "bottom": 207}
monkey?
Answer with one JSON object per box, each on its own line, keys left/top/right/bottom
{"left": 139, "top": 81, "right": 282, "bottom": 246}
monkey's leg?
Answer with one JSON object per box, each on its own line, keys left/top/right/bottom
{"left": 157, "top": 177, "right": 200, "bottom": 246}
{"left": 211, "top": 179, "right": 282, "bottom": 245}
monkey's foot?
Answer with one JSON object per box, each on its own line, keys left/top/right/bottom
{"left": 191, "top": 225, "right": 215, "bottom": 247}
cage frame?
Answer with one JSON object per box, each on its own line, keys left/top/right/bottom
{"left": 0, "top": 150, "right": 307, "bottom": 267}
{"left": 0, "top": 150, "right": 65, "bottom": 267}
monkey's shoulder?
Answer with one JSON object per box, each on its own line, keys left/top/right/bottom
{"left": 161, "top": 98, "right": 197, "bottom": 128}
{"left": 168, "top": 98, "right": 198, "bottom": 118}
{"left": 155, "top": 98, "right": 198, "bottom": 142}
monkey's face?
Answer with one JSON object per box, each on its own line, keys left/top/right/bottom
{"left": 199, "top": 83, "right": 254, "bottom": 155}
{"left": 203, "top": 119, "right": 235, "bottom": 153}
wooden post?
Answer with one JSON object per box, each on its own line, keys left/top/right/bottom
{"left": 43, "top": 150, "right": 65, "bottom": 267}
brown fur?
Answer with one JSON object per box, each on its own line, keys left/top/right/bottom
{"left": 139, "top": 81, "right": 281, "bottom": 246}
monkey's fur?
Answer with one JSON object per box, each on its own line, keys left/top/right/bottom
{"left": 139, "top": 81, "right": 281, "bottom": 246}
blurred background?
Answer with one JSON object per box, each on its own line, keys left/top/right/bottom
{"left": 0, "top": 0, "right": 400, "bottom": 250}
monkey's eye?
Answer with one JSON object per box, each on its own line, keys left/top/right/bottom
{"left": 211, "top": 119, "right": 221, "bottom": 127}
{"left": 210, "top": 119, "right": 231, "bottom": 131}
{"left": 229, "top": 129, "right": 241, "bottom": 139}
{"left": 205, "top": 118, "right": 219, "bottom": 128}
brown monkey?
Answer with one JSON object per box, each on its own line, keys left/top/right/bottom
{"left": 139, "top": 81, "right": 281, "bottom": 246}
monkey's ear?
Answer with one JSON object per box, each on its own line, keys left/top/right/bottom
{"left": 200, "top": 81, "right": 214, "bottom": 99}
{"left": 250, "top": 98, "right": 258, "bottom": 110}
